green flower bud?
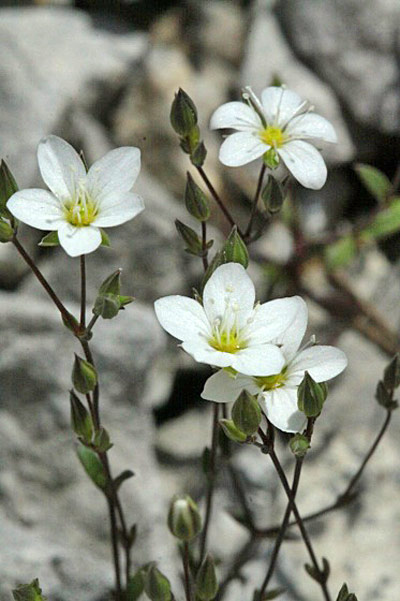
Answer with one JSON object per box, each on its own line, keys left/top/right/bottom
{"left": 93, "top": 293, "right": 121, "bottom": 319}
{"left": 232, "top": 390, "right": 261, "bottom": 435}
{"left": 99, "top": 269, "right": 121, "bottom": 295}
{"left": 195, "top": 554, "right": 218, "bottom": 601}
{"left": 70, "top": 389, "right": 93, "bottom": 443}
{"left": 261, "top": 176, "right": 285, "bottom": 214}
{"left": 0, "top": 218, "right": 14, "bottom": 242}
{"left": 175, "top": 219, "right": 203, "bottom": 256}
{"left": 144, "top": 564, "right": 172, "bottom": 601}
{"left": 0, "top": 159, "right": 18, "bottom": 219}
{"left": 219, "top": 419, "right": 247, "bottom": 443}
{"left": 184, "top": 172, "right": 210, "bottom": 221}
{"left": 263, "top": 148, "right": 280, "bottom": 169}
{"left": 76, "top": 443, "right": 107, "bottom": 489}
{"left": 170, "top": 88, "right": 198, "bottom": 137}
{"left": 297, "top": 372, "right": 328, "bottom": 417}
{"left": 289, "top": 433, "right": 310, "bottom": 458}
{"left": 167, "top": 494, "right": 202, "bottom": 541}
{"left": 190, "top": 141, "right": 207, "bottom": 167}
{"left": 12, "top": 579, "right": 46, "bottom": 601}
{"left": 72, "top": 354, "right": 97, "bottom": 394}
{"left": 222, "top": 226, "right": 249, "bottom": 268}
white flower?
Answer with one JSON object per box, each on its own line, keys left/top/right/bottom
{"left": 7, "top": 135, "right": 144, "bottom": 257}
{"left": 154, "top": 262, "right": 303, "bottom": 377}
{"left": 210, "top": 86, "right": 337, "bottom": 190}
{"left": 201, "top": 297, "right": 347, "bottom": 433}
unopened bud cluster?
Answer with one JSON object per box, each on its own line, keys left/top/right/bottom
{"left": 170, "top": 89, "right": 207, "bottom": 167}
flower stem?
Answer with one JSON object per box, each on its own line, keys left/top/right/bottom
{"left": 201, "top": 221, "right": 209, "bottom": 271}
{"left": 183, "top": 542, "right": 193, "bottom": 601}
{"left": 80, "top": 255, "right": 86, "bottom": 328}
{"left": 199, "top": 402, "right": 219, "bottom": 563}
{"left": 244, "top": 163, "right": 266, "bottom": 241}
{"left": 196, "top": 165, "right": 239, "bottom": 233}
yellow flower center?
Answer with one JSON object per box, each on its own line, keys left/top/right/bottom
{"left": 255, "top": 370, "right": 287, "bottom": 390}
{"left": 260, "top": 125, "right": 286, "bottom": 148}
{"left": 64, "top": 190, "right": 98, "bottom": 227}
{"left": 209, "top": 329, "right": 247, "bottom": 354}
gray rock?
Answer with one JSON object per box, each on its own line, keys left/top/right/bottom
{"left": 277, "top": 0, "right": 400, "bottom": 136}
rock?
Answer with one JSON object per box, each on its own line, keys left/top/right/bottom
{"left": 241, "top": 0, "right": 355, "bottom": 164}
{"left": 0, "top": 291, "right": 178, "bottom": 600}
{"left": 277, "top": 0, "right": 400, "bottom": 137}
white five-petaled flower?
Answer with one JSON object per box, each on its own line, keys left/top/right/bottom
{"left": 7, "top": 135, "right": 144, "bottom": 257}
{"left": 154, "top": 262, "right": 302, "bottom": 377}
{"left": 201, "top": 297, "right": 347, "bottom": 433}
{"left": 210, "top": 86, "right": 337, "bottom": 190}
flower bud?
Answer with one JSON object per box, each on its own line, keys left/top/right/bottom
{"left": 0, "top": 159, "right": 18, "bottom": 219}
{"left": 219, "top": 419, "right": 247, "bottom": 443}
{"left": 289, "top": 433, "right": 310, "bottom": 458}
{"left": 70, "top": 390, "right": 93, "bottom": 443}
{"left": 76, "top": 443, "right": 107, "bottom": 489}
{"left": 195, "top": 554, "right": 218, "bottom": 601}
{"left": 99, "top": 269, "right": 121, "bottom": 295}
{"left": 184, "top": 173, "right": 210, "bottom": 222}
{"left": 93, "top": 293, "right": 121, "bottom": 319}
{"left": 297, "top": 372, "right": 328, "bottom": 417}
{"left": 12, "top": 579, "right": 46, "bottom": 601}
{"left": 170, "top": 88, "right": 198, "bottom": 137}
{"left": 232, "top": 390, "right": 261, "bottom": 435}
{"left": 175, "top": 219, "right": 203, "bottom": 256}
{"left": 190, "top": 141, "right": 207, "bottom": 167}
{"left": 93, "top": 426, "right": 113, "bottom": 452}
{"left": 222, "top": 226, "right": 249, "bottom": 268}
{"left": 0, "top": 218, "right": 14, "bottom": 242}
{"left": 261, "top": 176, "right": 284, "bottom": 214}
{"left": 144, "top": 564, "right": 172, "bottom": 601}
{"left": 167, "top": 494, "right": 202, "bottom": 541}
{"left": 72, "top": 354, "right": 97, "bottom": 394}
{"left": 375, "top": 380, "right": 398, "bottom": 410}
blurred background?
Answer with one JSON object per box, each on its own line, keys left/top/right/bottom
{"left": 1, "top": 1, "right": 400, "bottom": 600}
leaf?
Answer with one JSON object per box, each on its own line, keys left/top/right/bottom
{"left": 126, "top": 569, "right": 146, "bottom": 601}
{"left": 39, "top": 231, "right": 60, "bottom": 247}
{"left": 324, "top": 235, "right": 357, "bottom": 271}
{"left": 114, "top": 469, "right": 135, "bottom": 491}
{"left": 359, "top": 197, "right": 400, "bottom": 242}
{"left": 77, "top": 443, "right": 107, "bottom": 489}
{"left": 355, "top": 163, "right": 391, "bottom": 203}
{"left": 263, "top": 588, "right": 285, "bottom": 600}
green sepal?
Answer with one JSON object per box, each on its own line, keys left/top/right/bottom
{"left": 355, "top": 163, "right": 391, "bottom": 203}
{"left": 76, "top": 443, "right": 107, "bottom": 489}
{"left": 144, "top": 564, "right": 172, "bottom": 601}
{"left": 222, "top": 226, "right": 249, "bottom": 268}
{"left": 12, "top": 579, "right": 46, "bottom": 601}
{"left": 219, "top": 419, "right": 247, "bottom": 443}
{"left": 39, "top": 231, "right": 60, "bottom": 247}
{"left": 126, "top": 569, "right": 146, "bottom": 601}
{"left": 184, "top": 172, "right": 210, "bottom": 221}
{"left": 100, "top": 229, "right": 111, "bottom": 247}
{"left": 72, "top": 354, "right": 97, "bottom": 394}
{"left": 167, "top": 494, "right": 202, "bottom": 542}
{"left": 297, "top": 372, "right": 328, "bottom": 417}
{"left": 232, "top": 390, "right": 261, "bottom": 435}
{"left": 99, "top": 269, "right": 121, "bottom": 295}
{"left": 195, "top": 554, "right": 218, "bottom": 601}
{"left": 119, "top": 295, "right": 134, "bottom": 307}
{"left": 93, "top": 293, "right": 121, "bottom": 319}
{"left": 289, "top": 433, "right": 310, "bottom": 458}
{"left": 93, "top": 427, "right": 113, "bottom": 452}
{"left": 263, "top": 148, "right": 280, "bottom": 169}
{"left": 190, "top": 141, "right": 207, "bottom": 167}
{"left": 70, "top": 389, "right": 93, "bottom": 443}
{"left": 0, "top": 218, "right": 14, "bottom": 243}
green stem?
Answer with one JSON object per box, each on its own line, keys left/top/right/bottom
{"left": 244, "top": 163, "right": 266, "bottom": 241}
{"left": 183, "top": 542, "right": 193, "bottom": 601}
{"left": 201, "top": 221, "right": 209, "bottom": 271}
{"left": 199, "top": 402, "right": 219, "bottom": 563}
{"left": 196, "top": 165, "right": 239, "bottom": 233}
{"left": 80, "top": 255, "right": 86, "bottom": 328}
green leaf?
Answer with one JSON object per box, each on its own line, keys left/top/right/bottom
{"left": 359, "top": 197, "right": 400, "bottom": 242}
{"left": 324, "top": 235, "right": 357, "bottom": 271}
{"left": 126, "top": 569, "right": 146, "bottom": 601}
{"left": 12, "top": 579, "right": 46, "bottom": 601}
{"left": 355, "top": 163, "right": 391, "bottom": 203}
{"left": 39, "top": 231, "right": 60, "bottom": 247}
{"left": 77, "top": 443, "right": 107, "bottom": 489}
{"left": 114, "top": 469, "right": 135, "bottom": 491}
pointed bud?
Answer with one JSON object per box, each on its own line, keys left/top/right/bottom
{"left": 170, "top": 88, "right": 198, "bottom": 137}
{"left": 168, "top": 494, "right": 202, "bottom": 541}
{"left": 76, "top": 443, "right": 107, "bottom": 489}
{"left": 185, "top": 173, "right": 210, "bottom": 221}
{"left": 0, "top": 218, "right": 14, "bottom": 242}
{"left": 191, "top": 141, "right": 207, "bottom": 167}
{"left": 261, "top": 176, "right": 285, "bottom": 214}
{"left": 289, "top": 433, "right": 310, "bottom": 458}
{"left": 222, "top": 226, "right": 249, "bottom": 268}
{"left": 175, "top": 219, "right": 203, "bottom": 256}
{"left": 337, "top": 584, "right": 349, "bottom": 601}
{"left": 70, "top": 390, "right": 93, "bottom": 442}
{"left": 232, "top": 390, "right": 261, "bottom": 435}
{"left": 144, "top": 564, "right": 172, "bottom": 601}
{"left": 219, "top": 419, "right": 247, "bottom": 442}
{"left": 297, "top": 372, "right": 328, "bottom": 417}
{"left": 12, "top": 579, "right": 46, "bottom": 601}
{"left": 93, "top": 293, "right": 121, "bottom": 319}
{"left": 72, "top": 354, "right": 97, "bottom": 394}
{"left": 383, "top": 354, "right": 400, "bottom": 391}
{"left": 99, "top": 269, "right": 121, "bottom": 295}
{"left": 0, "top": 159, "right": 18, "bottom": 219}
{"left": 196, "top": 554, "right": 218, "bottom": 601}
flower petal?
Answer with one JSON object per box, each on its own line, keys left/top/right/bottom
{"left": 203, "top": 263, "right": 255, "bottom": 329}
{"left": 247, "top": 296, "right": 306, "bottom": 347}
{"left": 37, "top": 135, "right": 86, "bottom": 200}
{"left": 87, "top": 147, "right": 141, "bottom": 201}
{"left": 181, "top": 341, "right": 236, "bottom": 369}
{"left": 154, "top": 296, "right": 210, "bottom": 343}
{"left": 218, "top": 132, "right": 267, "bottom": 167}
{"left": 286, "top": 113, "right": 337, "bottom": 143}
{"left": 58, "top": 223, "right": 102, "bottom": 257}
{"left": 201, "top": 370, "right": 258, "bottom": 403}
{"left": 261, "top": 87, "right": 303, "bottom": 127}
{"left": 210, "top": 101, "right": 262, "bottom": 132}
{"left": 7, "top": 189, "right": 64, "bottom": 230}
{"left": 289, "top": 346, "right": 348, "bottom": 382}
{"left": 273, "top": 297, "right": 308, "bottom": 362}
{"left": 278, "top": 140, "right": 327, "bottom": 190}
{"left": 260, "top": 387, "right": 307, "bottom": 433}
{"left": 94, "top": 192, "right": 144, "bottom": 227}
{"left": 231, "top": 344, "right": 285, "bottom": 376}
